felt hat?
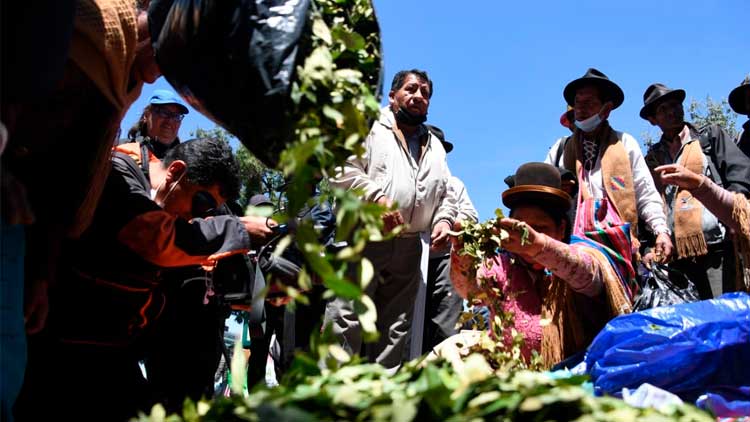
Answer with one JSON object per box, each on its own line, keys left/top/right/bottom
{"left": 729, "top": 75, "right": 750, "bottom": 115}
{"left": 639, "top": 83, "right": 686, "bottom": 119}
{"left": 563, "top": 68, "right": 624, "bottom": 110}
{"left": 502, "top": 162, "right": 572, "bottom": 212}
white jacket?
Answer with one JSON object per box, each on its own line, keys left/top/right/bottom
{"left": 332, "top": 108, "right": 457, "bottom": 233}
{"left": 451, "top": 176, "right": 478, "bottom": 224}
{"left": 431, "top": 175, "right": 478, "bottom": 258}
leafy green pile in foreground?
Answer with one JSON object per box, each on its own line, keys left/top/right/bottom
{"left": 135, "top": 351, "right": 712, "bottom": 422}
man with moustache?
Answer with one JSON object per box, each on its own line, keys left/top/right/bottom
{"left": 328, "top": 69, "right": 456, "bottom": 370}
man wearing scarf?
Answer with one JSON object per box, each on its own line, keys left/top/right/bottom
{"left": 642, "top": 83, "right": 750, "bottom": 299}
{"left": 330, "top": 69, "right": 457, "bottom": 370}
{"left": 545, "top": 68, "right": 672, "bottom": 262}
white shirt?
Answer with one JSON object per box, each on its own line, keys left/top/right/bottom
{"left": 545, "top": 131, "right": 669, "bottom": 235}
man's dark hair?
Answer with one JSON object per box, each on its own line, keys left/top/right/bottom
{"left": 127, "top": 104, "right": 152, "bottom": 140}
{"left": 163, "top": 138, "right": 241, "bottom": 200}
{"left": 390, "top": 69, "right": 433, "bottom": 98}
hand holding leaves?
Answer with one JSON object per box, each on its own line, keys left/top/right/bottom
{"left": 497, "top": 218, "right": 542, "bottom": 259}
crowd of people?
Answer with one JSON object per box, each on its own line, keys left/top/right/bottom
{"left": 1, "top": 0, "right": 749, "bottom": 420}
{"left": 328, "top": 67, "right": 750, "bottom": 375}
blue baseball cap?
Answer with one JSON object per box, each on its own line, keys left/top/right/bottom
{"left": 148, "top": 89, "right": 189, "bottom": 114}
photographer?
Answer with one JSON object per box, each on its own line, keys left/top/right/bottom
{"left": 17, "top": 138, "right": 275, "bottom": 421}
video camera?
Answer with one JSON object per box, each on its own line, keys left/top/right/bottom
{"left": 207, "top": 204, "right": 301, "bottom": 309}
{"left": 209, "top": 196, "right": 344, "bottom": 310}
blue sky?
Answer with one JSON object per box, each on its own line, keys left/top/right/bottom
{"left": 122, "top": 0, "right": 749, "bottom": 220}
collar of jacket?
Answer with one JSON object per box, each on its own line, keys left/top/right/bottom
{"left": 657, "top": 122, "right": 702, "bottom": 146}
{"left": 378, "top": 107, "right": 426, "bottom": 135}
{"left": 378, "top": 107, "right": 430, "bottom": 159}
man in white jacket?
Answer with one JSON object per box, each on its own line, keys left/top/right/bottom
{"left": 327, "top": 69, "right": 456, "bottom": 369}
{"left": 411, "top": 126, "right": 478, "bottom": 359}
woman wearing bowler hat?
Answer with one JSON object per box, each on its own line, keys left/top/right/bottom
{"left": 450, "top": 162, "right": 632, "bottom": 368}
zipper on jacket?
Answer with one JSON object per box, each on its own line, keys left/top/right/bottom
{"left": 408, "top": 131, "right": 431, "bottom": 226}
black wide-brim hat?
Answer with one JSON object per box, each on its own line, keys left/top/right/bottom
{"left": 563, "top": 68, "right": 624, "bottom": 110}
{"left": 729, "top": 76, "right": 750, "bottom": 115}
{"left": 639, "top": 83, "right": 686, "bottom": 119}
{"left": 502, "top": 162, "right": 571, "bottom": 212}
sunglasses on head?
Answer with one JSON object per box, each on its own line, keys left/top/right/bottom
{"left": 191, "top": 191, "right": 218, "bottom": 218}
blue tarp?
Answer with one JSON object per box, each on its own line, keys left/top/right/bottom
{"left": 585, "top": 292, "right": 750, "bottom": 401}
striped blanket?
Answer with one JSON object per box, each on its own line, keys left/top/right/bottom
{"left": 572, "top": 196, "right": 638, "bottom": 301}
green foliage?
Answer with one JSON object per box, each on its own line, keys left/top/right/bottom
{"left": 450, "top": 209, "right": 509, "bottom": 274}
{"left": 235, "top": 145, "right": 286, "bottom": 209}
{"left": 446, "top": 209, "right": 545, "bottom": 373}
{"left": 274, "top": 0, "right": 384, "bottom": 340}
{"left": 688, "top": 96, "right": 739, "bottom": 139}
{"left": 134, "top": 350, "right": 713, "bottom": 422}
{"left": 194, "top": 0, "right": 384, "bottom": 341}
{"left": 640, "top": 129, "right": 658, "bottom": 151}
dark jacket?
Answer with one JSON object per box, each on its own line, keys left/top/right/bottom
{"left": 644, "top": 123, "right": 750, "bottom": 248}
{"left": 126, "top": 133, "right": 180, "bottom": 160}
{"left": 645, "top": 123, "right": 750, "bottom": 195}
{"left": 737, "top": 121, "right": 750, "bottom": 158}
{"left": 48, "top": 152, "right": 251, "bottom": 348}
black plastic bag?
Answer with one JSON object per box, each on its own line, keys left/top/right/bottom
{"left": 633, "top": 264, "right": 700, "bottom": 311}
{"left": 148, "top": 0, "right": 312, "bottom": 166}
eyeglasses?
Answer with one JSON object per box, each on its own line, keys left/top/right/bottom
{"left": 152, "top": 107, "right": 185, "bottom": 122}
{"left": 191, "top": 191, "right": 218, "bottom": 218}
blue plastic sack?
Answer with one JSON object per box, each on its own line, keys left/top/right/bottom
{"left": 696, "top": 387, "right": 750, "bottom": 417}
{"left": 585, "top": 292, "right": 750, "bottom": 401}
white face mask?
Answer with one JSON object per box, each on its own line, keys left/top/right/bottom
{"left": 574, "top": 113, "right": 602, "bottom": 132}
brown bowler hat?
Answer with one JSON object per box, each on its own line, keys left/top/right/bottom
{"left": 502, "top": 162, "right": 572, "bottom": 212}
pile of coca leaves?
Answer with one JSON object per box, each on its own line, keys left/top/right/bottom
{"left": 135, "top": 334, "right": 713, "bottom": 422}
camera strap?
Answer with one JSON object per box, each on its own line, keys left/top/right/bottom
{"left": 246, "top": 261, "right": 267, "bottom": 338}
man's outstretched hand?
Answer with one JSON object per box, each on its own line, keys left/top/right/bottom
{"left": 377, "top": 196, "right": 404, "bottom": 233}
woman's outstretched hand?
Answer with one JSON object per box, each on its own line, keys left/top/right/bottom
{"left": 497, "top": 218, "right": 545, "bottom": 258}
